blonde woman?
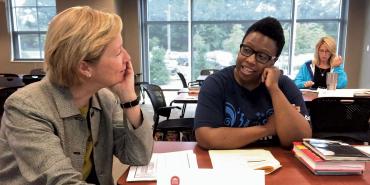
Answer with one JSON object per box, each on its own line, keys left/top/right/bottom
{"left": 0, "top": 6, "right": 153, "bottom": 185}
{"left": 294, "top": 36, "right": 347, "bottom": 89}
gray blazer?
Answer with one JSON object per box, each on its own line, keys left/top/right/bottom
{"left": 0, "top": 78, "right": 153, "bottom": 185}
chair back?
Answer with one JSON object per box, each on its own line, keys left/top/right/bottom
{"left": 200, "top": 69, "right": 219, "bottom": 75}
{"left": 0, "top": 73, "right": 19, "bottom": 77}
{"left": 0, "top": 76, "right": 24, "bottom": 88}
{"left": 22, "top": 74, "right": 45, "bottom": 85}
{"left": 0, "top": 86, "right": 23, "bottom": 119}
{"left": 30, "top": 68, "right": 46, "bottom": 75}
{"left": 310, "top": 97, "right": 370, "bottom": 143}
{"left": 142, "top": 84, "right": 171, "bottom": 118}
{"left": 177, "top": 72, "right": 188, "bottom": 88}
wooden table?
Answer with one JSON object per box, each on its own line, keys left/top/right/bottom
{"left": 117, "top": 141, "right": 370, "bottom": 185}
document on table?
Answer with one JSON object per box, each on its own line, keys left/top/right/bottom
{"left": 157, "top": 168, "right": 265, "bottom": 185}
{"left": 209, "top": 149, "right": 281, "bottom": 174}
{"left": 126, "top": 150, "right": 197, "bottom": 182}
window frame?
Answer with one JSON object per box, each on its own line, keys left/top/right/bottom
{"left": 140, "top": 0, "right": 348, "bottom": 89}
{"left": 7, "top": 0, "right": 56, "bottom": 61}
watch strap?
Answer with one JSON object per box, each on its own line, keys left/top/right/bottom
{"left": 121, "top": 96, "right": 140, "bottom": 108}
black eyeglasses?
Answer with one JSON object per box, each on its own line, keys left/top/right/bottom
{"left": 239, "top": 44, "right": 276, "bottom": 64}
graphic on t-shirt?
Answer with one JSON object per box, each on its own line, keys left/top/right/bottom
{"left": 224, "top": 102, "right": 274, "bottom": 127}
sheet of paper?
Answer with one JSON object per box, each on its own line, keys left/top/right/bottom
{"left": 157, "top": 168, "right": 264, "bottom": 185}
{"left": 209, "top": 149, "right": 281, "bottom": 174}
{"left": 355, "top": 145, "right": 370, "bottom": 156}
{"left": 127, "top": 150, "right": 197, "bottom": 182}
{"left": 317, "top": 89, "right": 370, "bottom": 98}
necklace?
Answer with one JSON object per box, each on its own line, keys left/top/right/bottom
{"left": 318, "top": 67, "right": 328, "bottom": 77}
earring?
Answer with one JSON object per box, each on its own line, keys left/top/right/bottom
{"left": 86, "top": 73, "right": 91, "bottom": 78}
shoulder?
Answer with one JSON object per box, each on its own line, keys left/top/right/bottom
{"left": 279, "top": 75, "right": 301, "bottom": 95}
{"left": 205, "top": 66, "right": 234, "bottom": 83}
{"left": 7, "top": 78, "right": 52, "bottom": 105}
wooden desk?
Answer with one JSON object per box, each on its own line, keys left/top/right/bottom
{"left": 117, "top": 141, "right": 370, "bottom": 185}
{"left": 172, "top": 88, "right": 199, "bottom": 117}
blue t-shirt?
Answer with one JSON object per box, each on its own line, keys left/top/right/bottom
{"left": 194, "top": 66, "right": 309, "bottom": 145}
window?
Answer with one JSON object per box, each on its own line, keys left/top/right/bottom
{"left": 8, "top": 0, "right": 56, "bottom": 61}
{"left": 141, "top": 0, "right": 346, "bottom": 89}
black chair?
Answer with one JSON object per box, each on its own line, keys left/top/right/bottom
{"left": 134, "top": 73, "right": 149, "bottom": 104}
{"left": 0, "top": 73, "right": 19, "bottom": 77}
{"left": 200, "top": 69, "right": 219, "bottom": 75}
{"left": 30, "top": 68, "right": 46, "bottom": 75}
{"left": 0, "top": 76, "right": 24, "bottom": 88}
{"left": 310, "top": 97, "right": 370, "bottom": 144}
{"left": 22, "top": 74, "right": 45, "bottom": 85}
{"left": 142, "top": 83, "right": 195, "bottom": 141}
{"left": 0, "top": 86, "right": 23, "bottom": 120}
{"left": 177, "top": 72, "right": 199, "bottom": 88}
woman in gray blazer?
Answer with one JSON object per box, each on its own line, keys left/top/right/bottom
{"left": 0, "top": 6, "right": 153, "bottom": 185}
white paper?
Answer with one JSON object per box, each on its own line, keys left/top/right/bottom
{"left": 157, "top": 168, "right": 265, "bottom": 185}
{"left": 126, "top": 150, "right": 197, "bottom": 182}
{"left": 209, "top": 149, "right": 281, "bottom": 175}
{"left": 317, "top": 88, "right": 370, "bottom": 98}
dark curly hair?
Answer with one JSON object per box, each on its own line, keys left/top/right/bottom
{"left": 242, "top": 17, "right": 285, "bottom": 57}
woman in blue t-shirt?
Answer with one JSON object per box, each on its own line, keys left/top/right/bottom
{"left": 294, "top": 36, "right": 347, "bottom": 89}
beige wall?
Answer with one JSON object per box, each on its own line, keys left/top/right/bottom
{"left": 0, "top": 0, "right": 142, "bottom": 74}
{"left": 344, "top": 0, "right": 367, "bottom": 88}
{"left": 358, "top": 0, "right": 370, "bottom": 88}
{"left": 0, "top": 0, "right": 369, "bottom": 88}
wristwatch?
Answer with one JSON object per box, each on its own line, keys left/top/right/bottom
{"left": 120, "top": 97, "right": 140, "bottom": 108}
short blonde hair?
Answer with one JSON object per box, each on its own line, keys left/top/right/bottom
{"left": 44, "top": 6, "right": 122, "bottom": 87}
{"left": 312, "top": 36, "right": 337, "bottom": 66}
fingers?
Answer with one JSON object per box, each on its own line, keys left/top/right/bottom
{"left": 304, "top": 81, "right": 314, "bottom": 88}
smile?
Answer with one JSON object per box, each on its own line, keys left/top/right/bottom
{"left": 240, "top": 65, "right": 256, "bottom": 75}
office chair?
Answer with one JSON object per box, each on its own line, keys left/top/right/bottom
{"left": 0, "top": 76, "right": 24, "bottom": 88}
{"left": 134, "top": 73, "right": 148, "bottom": 104}
{"left": 177, "top": 72, "right": 199, "bottom": 88}
{"left": 142, "top": 83, "right": 195, "bottom": 141}
{"left": 30, "top": 68, "right": 46, "bottom": 75}
{"left": 0, "top": 73, "right": 19, "bottom": 77}
{"left": 200, "top": 69, "right": 219, "bottom": 75}
{"left": 0, "top": 86, "right": 23, "bottom": 121}
{"left": 22, "top": 74, "right": 45, "bottom": 85}
{"left": 309, "top": 97, "right": 370, "bottom": 144}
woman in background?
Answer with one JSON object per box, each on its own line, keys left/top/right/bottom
{"left": 294, "top": 36, "right": 347, "bottom": 89}
{"left": 0, "top": 6, "right": 153, "bottom": 185}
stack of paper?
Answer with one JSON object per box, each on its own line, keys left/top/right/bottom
{"left": 127, "top": 150, "right": 197, "bottom": 182}
{"left": 209, "top": 149, "right": 281, "bottom": 174}
{"left": 157, "top": 168, "right": 264, "bottom": 185}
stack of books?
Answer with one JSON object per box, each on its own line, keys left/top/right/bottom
{"left": 293, "top": 138, "right": 370, "bottom": 175}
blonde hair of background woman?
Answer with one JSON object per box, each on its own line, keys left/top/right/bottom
{"left": 312, "top": 36, "right": 337, "bottom": 67}
{"left": 44, "top": 6, "right": 122, "bottom": 87}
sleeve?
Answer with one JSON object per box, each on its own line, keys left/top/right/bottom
{"left": 194, "top": 76, "right": 225, "bottom": 129}
{"left": 333, "top": 65, "right": 348, "bottom": 89}
{"left": 294, "top": 63, "right": 310, "bottom": 89}
{"left": 2, "top": 95, "right": 88, "bottom": 184}
{"left": 111, "top": 100, "right": 153, "bottom": 166}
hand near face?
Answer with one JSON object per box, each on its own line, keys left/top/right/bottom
{"left": 304, "top": 81, "right": 315, "bottom": 88}
{"left": 331, "top": 55, "right": 342, "bottom": 67}
{"left": 110, "top": 60, "right": 136, "bottom": 101}
{"left": 261, "top": 66, "right": 281, "bottom": 90}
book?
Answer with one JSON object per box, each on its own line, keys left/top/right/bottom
{"left": 293, "top": 142, "right": 365, "bottom": 175}
{"left": 209, "top": 149, "right": 281, "bottom": 175}
{"left": 302, "top": 138, "right": 370, "bottom": 161}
